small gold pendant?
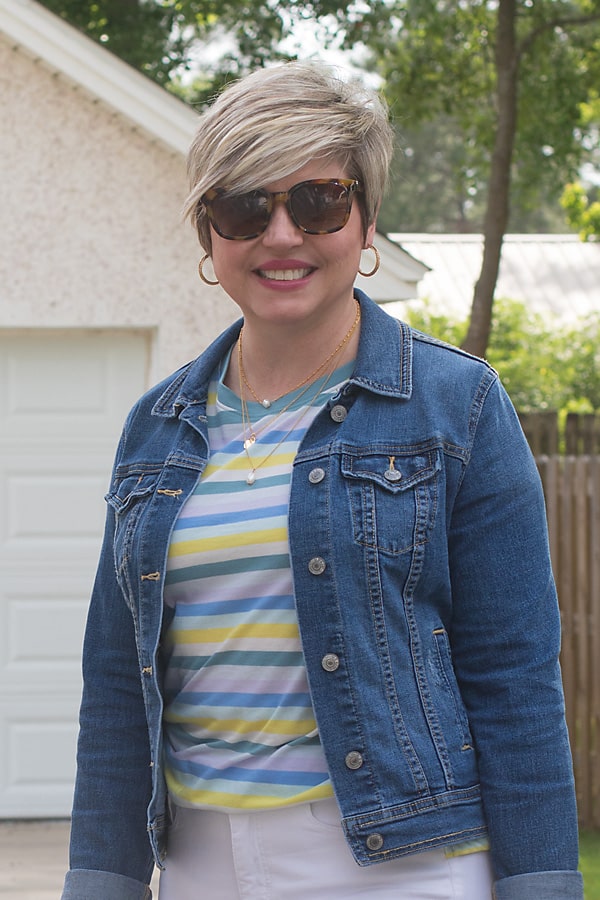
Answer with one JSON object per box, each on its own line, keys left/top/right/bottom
{"left": 243, "top": 436, "right": 256, "bottom": 450}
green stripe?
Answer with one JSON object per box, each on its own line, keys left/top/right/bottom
{"left": 168, "top": 650, "right": 305, "bottom": 669}
{"left": 165, "top": 553, "right": 290, "bottom": 584}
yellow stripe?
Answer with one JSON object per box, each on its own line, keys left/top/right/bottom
{"left": 166, "top": 777, "right": 333, "bottom": 810}
{"left": 444, "top": 838, "right": 490, "bottom": 858}
{"left": 165, "top": 716, "right": 316, "bottom": 736}
{"left": 169, "top": 526, "right": 287, "bottom": 557}
{"left": 171, "top": 623, "right": 299, "bottom": 643}
{"left": 202, "top": 449, "right": 297, "bottom": 477}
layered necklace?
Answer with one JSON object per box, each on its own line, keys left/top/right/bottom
{"left": 237, "top": 301, "right": 361, "bottom": 485}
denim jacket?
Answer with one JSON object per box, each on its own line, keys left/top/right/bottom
{"left": 63, "top": 292, "right": 582, "bottom": 900}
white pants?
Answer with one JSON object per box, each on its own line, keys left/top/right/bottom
{"left": 159, "top": 799, "right": 494, "bottom": 899}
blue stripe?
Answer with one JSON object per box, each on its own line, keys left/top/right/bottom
{"left": 173, "top": 504, "right": 288, "bottom": 530}
{"left": 167, "top": 756, "right": 326, "bottom": 787}
{"left": 206, "top": 409, "right": 242, "bottom": 425}
{"left": 174, "top": 595, "right": 295, "bottom": 616}
{"left": 174, "top": 691, "right": 312, "bottom": 708}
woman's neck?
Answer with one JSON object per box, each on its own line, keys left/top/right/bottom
{"left": 225, "top": 301, "right": 361, "bottom": 401}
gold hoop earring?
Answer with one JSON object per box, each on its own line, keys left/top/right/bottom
{"left": 198, "top": 254, "right": 219, "bottom": 286}
{"left": 358, "top": 245, "right": 381, "bottom": 278}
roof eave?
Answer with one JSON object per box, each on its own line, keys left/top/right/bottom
{"left": 0, "top": 0, "right": 199, "bottom": 154}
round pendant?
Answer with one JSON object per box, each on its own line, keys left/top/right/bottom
{"left": 246, "top": 470, "right": 256, "bottom": 485}
{"left": 262, "top": 399, "right": 271, "bottom": 409}
{"left": 243, "top": 436, "right": 256, "bottom": 450}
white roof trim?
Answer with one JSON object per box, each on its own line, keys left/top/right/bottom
{"left": 0, "top": 0, "right": 199, "bottom": 153}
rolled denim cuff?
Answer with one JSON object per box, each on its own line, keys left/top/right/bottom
{"left": 62, "top": 868, "right": 152, "bottom": 900}
{"left": 493, "top": 870, "right": 584, "bottom": 899}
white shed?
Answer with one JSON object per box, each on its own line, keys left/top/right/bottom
{"left": 387, "top": 233, "right": 600, "bottom": 324}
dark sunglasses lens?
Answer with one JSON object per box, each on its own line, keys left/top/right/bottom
{"left": 211, "top": 191, "right": 270, "bottom": 238}
{"left": 291, "top": 182, "right": 351, "bottom": 234}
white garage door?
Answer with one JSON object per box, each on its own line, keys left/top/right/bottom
{"left": 0, "top": 330, "right": 150, "bottom": 817}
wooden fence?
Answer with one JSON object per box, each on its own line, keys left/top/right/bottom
{"left": 519, "top": 412, "right": 600, "bottom": 828}
{"left": 536, "top": 454, "right": 600, "bottom": 830}
{"left": 517, "top": 413, "right": 600, "bottom": 827}
{"left": 520, "top": 410, "right": 600, "bottom": 455}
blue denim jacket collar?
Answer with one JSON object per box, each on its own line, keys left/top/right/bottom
{"left": 151, "top": 290, "right": 413, "bottom": 424}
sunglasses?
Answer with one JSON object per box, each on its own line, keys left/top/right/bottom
{"left": 200, "top": 178, "right": 362, "bottom": 241}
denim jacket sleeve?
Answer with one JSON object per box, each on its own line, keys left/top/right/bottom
{"left": 448, "top": 377, "right": 581, "bottom": 896}
{"left": 493, "top": 871, "right": 584, "bottom": 899}
{"left": 62, "top": 447, "right": 157, "bottom": 894}
{"left": 62, "top": 868, "right": 152, "bottom": 900}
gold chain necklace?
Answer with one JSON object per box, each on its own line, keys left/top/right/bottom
{"left": 239, "top": 365, "right": 339, "bottom": 485}
{"left": 240, "top": 363, "right": 330, "bottom": 450}
{"left": 237, "top": 303, "right": 361, "bottom": 485}
{"left": 238, "top": 300, "right": 361, "bottom": 409}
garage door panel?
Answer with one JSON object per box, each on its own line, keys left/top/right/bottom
{"left": 0, "top": 455, "right": 112, "bottom": 564}
{"left": 5, "top": 344, "right": 107, "bottom": 415}
{"left": 0, "top": 700, "right": 80, "bottom": 818}
{"left": 5, "top": 472, "right": 107, "bottom": 543}
{"left": 0, "top": 580, "right": 87, "bottom": 687}
{"left": 0, "top": 331, "right": 149, "bottom": 441}
{"left": 0, "top": 329, "right": 150, "bottom": 817}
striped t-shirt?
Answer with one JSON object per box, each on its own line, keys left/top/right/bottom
{"left": 162, "top": 360, "right": 353, "bottom": 811}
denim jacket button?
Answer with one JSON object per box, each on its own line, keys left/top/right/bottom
{"left": 384, "top": 467, "right": 402, "bottom": 483}
{"left": 366, "top": 833, "right": 384, "bottom": 851}
{"left": 321, "top": 653, "right": 340, "bottom": 672}
{"left": 345, "top": 750, "right": 364, "bottom": 770}
{"left": 308, "top": 557, "right": 326, "bottom": 575}
{"left": 330, "top": 404, "right": 347, "bottom": 423}
{"left": 308, "top": 467, "right": 326, "bottom": 484}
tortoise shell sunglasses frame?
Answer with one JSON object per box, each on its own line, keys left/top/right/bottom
{"left": 199, "top": 178, "right": 363, "bottom": 241}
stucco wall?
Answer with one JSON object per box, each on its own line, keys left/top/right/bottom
{"left": 0, "top": 37, "right": 238, "bottom": 381}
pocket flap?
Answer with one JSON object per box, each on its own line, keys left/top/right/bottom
{"left": 341, "top": 447, "right": 441, "bottom": 492}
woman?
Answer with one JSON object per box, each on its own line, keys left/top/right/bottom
{"left": 62, "top": 62, "right": 582, "bottom": 900}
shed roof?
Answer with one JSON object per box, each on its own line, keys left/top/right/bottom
{"left": 0, "top": 0, "right": 199, "bottom": 154}
{"left": 386, "top": 233, "right": 600, "bottom": 323}
{"left": 357, "top": 233, "right": 430, "bottom": 302}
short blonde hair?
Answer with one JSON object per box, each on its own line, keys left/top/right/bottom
{"left": 183, "top": 62, "right": 394, "bottom": 252}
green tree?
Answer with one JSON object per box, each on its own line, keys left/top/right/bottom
{"left": 379, "top": 117, "right": 569, "bottom": 235}
{"left": 370, "top": 0, "right": 600, "bottom": 357}
{"left": 38, "top": 0, "right": 191, "bottom": 84}
{"left": 379, "top": 118, "right": 490, "bottom": 234}
{"left": 37, "top": 0, "right": 390, "bottom": 92}
{"left": 560, "top": 96, "right": 600, "bottom": 240}
{"left": 38, "top": 0, "right": 600, "bottom": 349}
{"left": 403, "top": 298, "right": 600, "bottom": 415}
{"left": 561, "top": 181, "right": 600, "bottom": 240}
{"left": 39, "top": 1, "right": 577, "bottom": 234}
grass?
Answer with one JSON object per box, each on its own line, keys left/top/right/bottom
{"left": 580, "top": 831, "right": 600, "bottom": 899}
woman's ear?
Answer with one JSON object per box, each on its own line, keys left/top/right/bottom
{"left": 364, "top": 219, "right": 377, "bottom": 249}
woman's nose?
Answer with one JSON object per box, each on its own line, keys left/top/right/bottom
{"left": 261, "top": 201, "right": 304, "bottom": 246}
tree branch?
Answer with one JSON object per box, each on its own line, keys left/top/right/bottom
{"left": 518, "top": 12, "right": 600, "bottom": 57}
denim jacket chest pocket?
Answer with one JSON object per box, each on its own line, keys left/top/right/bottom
{"left": 341, "top": 446, "right": 441, "bottom": 555}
